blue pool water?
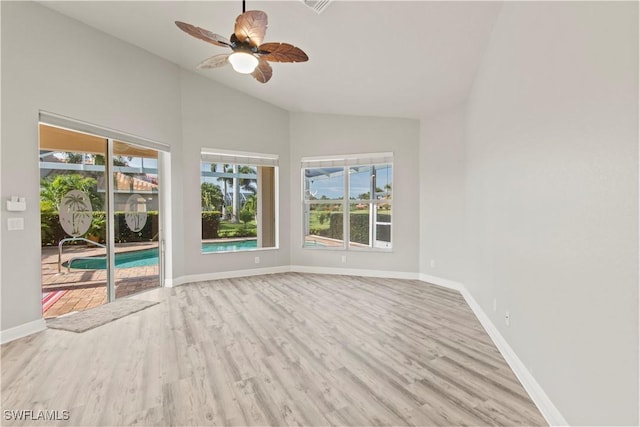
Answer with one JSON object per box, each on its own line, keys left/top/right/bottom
{"left": 65, "top": 248, "right": 159, "bottom": 270}
{"left": 66, "top": 240, "right": 259, "bottom": 270}
{"left": 303, "top": 240, "right": 328, "bottom": 248}
{"left": 202, "top": 239, "right": 257, "bottom": 253}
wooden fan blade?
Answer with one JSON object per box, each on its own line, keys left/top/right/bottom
{"left": 234, "top": 11, "right": 268, "bottom": 48}
{"left": 259, "top": 42, "right": 309, "bottom": 63}
{"left": 175, "top": 21, "right": 231, "bottom": 48}
{"left": 197, "top": 54, "right": 230, "bottom": 69}
{"left": 251, "top": 58, "right": 272, "bottom": 83}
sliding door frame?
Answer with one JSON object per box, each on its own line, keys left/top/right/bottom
{"left": 106, "top": 139, "right": 116, "bottom": 301}
{"left": 39, "top": 111, "right": 171, "bottom": 301}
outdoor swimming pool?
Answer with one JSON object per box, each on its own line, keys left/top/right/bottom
{"left": 201, "top": 239, "right": 257, "bottom": 253}
{"left": 64, "top": 248, "right": 159, "bottom": 270}
{"left": 65, "top": 240, "right": 259, "bottom": 270}
{"left": 303, "top": 240, "right": 330, "bottom": 248}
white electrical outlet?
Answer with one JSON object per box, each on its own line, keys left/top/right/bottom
{"left": 341, "top": 255, "right": 347, "bottom": 263}
{"left": 6, "top": 196, "right": 26, "bottom": 212}
{"left": 505, "top": 311, "right": 510, "bottom": 327}
{"left": 254, "top": 256, "right": 260, "bottom": 264}
{"left": 430, "top": 259, "right": 435, "bottom": 268}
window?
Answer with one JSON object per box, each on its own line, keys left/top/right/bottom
{"left": 201, "top": 149, "right": 278, "bottom": 253}
{"left": 302, "top": 153, "right": 393, "bottom": 250}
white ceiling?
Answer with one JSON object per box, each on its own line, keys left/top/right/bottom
{"left": 40, "top": 1, "right": 502, "bottom": 119}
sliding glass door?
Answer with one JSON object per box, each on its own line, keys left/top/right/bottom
{"left": 39, "top": 125, "right": 108, "bottom": 318}
{"left": 110, "top": 141, "right": 161, "bottom": 300}
{"left": 39, "top": 124, "right": 162, "bottom": 318}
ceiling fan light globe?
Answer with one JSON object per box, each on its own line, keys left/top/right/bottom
{"left": 229, "top": 52, "right": 259, "bottom": 74}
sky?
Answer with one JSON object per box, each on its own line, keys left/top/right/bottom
{"left": 199, "top": 163, "right": 392, "bottom": 199}
{"left": 305, "top": 165, "right": 392, "bottom": 200}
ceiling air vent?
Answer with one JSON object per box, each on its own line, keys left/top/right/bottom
{"left": 301, "top": 0, "right": 332, "bottom": 14}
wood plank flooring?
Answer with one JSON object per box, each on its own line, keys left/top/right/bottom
{"left": 1, "top": 273, "right": 547, "bottom": 426}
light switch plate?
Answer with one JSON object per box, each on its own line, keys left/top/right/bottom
{"left": 7, "top": 217, "right": 24, "bottom": 231}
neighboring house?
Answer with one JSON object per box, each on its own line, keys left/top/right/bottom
{"left": 100, "top": 172, "right": 159, "bottom": 212}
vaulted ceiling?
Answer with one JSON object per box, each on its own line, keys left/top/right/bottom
{"left": 40, "top": 1, "right": 502, "bottom": 119}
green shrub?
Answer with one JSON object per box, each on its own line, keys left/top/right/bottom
{"left": 239, "top": 206, "right": 254, "bottom": 225}
{"left": 309, "top": 227, "right": 324, "bottom": 236}
{"left": 349, "top": 214, "right": 370, "bottom": 244}
{"left": 87, "top": 212, "right": 106, "bottom": 242}
{"left": 40, "top": 211, "right": 161, "bottom": 246}
{"left": 202, "top": 211, "right": 221, "bottom": 239}
{"left": 40, "top": 174, "right": 103, "bottom": 211}
{"left": 324, "top": 212, "right": 392, "bottom": 245}
{"left": 328, "top": 212, "right": 344, "bottom": 240}
{"left": 217, "top": 228, "right": 256, "bottom": 238}
{"left": 40, "top": 211, "right": 65, "bottom": 246}
{"left": 114, "top": 211, "right": 159, "bottom": 243}
{"left": 376, "top": 214, "right": 391, "bottom": 243}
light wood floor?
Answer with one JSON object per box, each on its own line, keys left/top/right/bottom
{"left": 1, "top": 273, "right": 547, "bottom": 426}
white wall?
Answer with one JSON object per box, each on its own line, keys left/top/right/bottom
{"left": 3, "top": 3, "right": 637, "bottom": 424}
{"left": 290, "top": 113, "right": 420, "bottom": 275}
{"left": 420, "top": 2, "right": 638, "bottom": 425}
{"left": 1, "top": 1, "right": 182, "bottom": 331}
{"left": 0, "top": 2, "right": 292, "bottom": 334}
{"left": 179, "top": 71, "right": 290, "bottom": 278}
{"left": 419, "top": 105, "right": 467, "bottom": 282}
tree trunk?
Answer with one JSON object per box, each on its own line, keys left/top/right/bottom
{"left": 232, "top": 164, "right": 239, "bottom": 223}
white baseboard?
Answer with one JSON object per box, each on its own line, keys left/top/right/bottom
{"left": 164, "top": 277, "right": 177, "bottom": 287}
{"left": 291, "top": 265, "right": 420, "bottom": 280}
{"left": 166, "top": 265, "right": 292, "bottom": 287}
{"left": 1, "top": 318, "right": 46, "bottom": 344}
{"left": 168, "top": 265, "right": 419, "bottom": 288}
{"left": 419, "top": 273, "right": 465, "bottom": 291}
{"left": 419, "top": 274, "right": 568, "bottom": 426}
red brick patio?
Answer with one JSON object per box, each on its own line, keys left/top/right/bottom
{"left": 41, "top": 243, "right": 160, "bottom": 318}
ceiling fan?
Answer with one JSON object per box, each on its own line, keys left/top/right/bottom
{"left": 175, "top": 1, "right": 309, "bottom": 83}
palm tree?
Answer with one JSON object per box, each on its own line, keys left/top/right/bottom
{"left": 237, "top": 166, "right": 257, "bottom": 194}
{"left": 215, "top": 164, "right": 257, "bottom": 223}
{"left": 40, "top": 174, "right": 102, "bottom": 211}
{"left": 215, "top": 163, "right": 232, "bottom": 219}
{"left": 233, "top": 166, "right": 257, "bottom": 223}
{"left": 201, "top": 182, "right": 223, "bottom": 211}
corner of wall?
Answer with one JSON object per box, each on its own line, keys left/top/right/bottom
{"left": 419, "top": 274, "right": 568, "bottom": 426}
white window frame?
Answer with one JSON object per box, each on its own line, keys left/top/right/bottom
{"left": 301, "top": 152, "right": 393, "bottom": 251}
{"left": 201, "top": 148, "right": 279, "bottom": 253}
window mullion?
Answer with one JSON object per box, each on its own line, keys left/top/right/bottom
{"left": 343, "top": 166, "right": 349, "bottom": 250}
{"left": 370, "top": 165, "right": 376, "bottom": 248}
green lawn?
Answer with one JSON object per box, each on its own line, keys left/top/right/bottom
{"left": 308, "top": 208, "right": 390, "bottom": 234}
{"left": 218, "top": 219, "right": 257, "bottom": 238}
{"left": 308, "top": 211, "right": 333, "bottom": 232}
